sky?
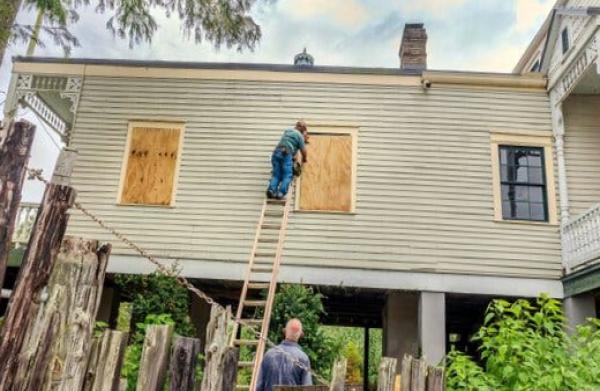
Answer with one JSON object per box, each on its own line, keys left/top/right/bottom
{"left": 1, "top": 0, "right": 555, "bottom": 201}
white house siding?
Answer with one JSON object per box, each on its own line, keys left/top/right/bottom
{"left": 564, "top": 95, "right": 600, "bottom": 216}
{"left": 65, "top": 73, "right": 561, "bottom": 280}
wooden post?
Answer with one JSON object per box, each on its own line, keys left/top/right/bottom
{"left": 15, "top": 237, "right": 110, "bottom": 391}
{"left": 0, "top": 149, "right": 77, "bottom": 390}
{"left": 136, "top": 324, "right": 174, "bottom": 391}
{"left": 377, "top": 357, "right": 397, "bottom": 391}
{"left": 83, "top": 330, "right": 128, "bottom": 391}
{"left": 329, "top": 358, "right": 347, "bottom": 391}
{"left": 201, "top": 304, "right": 234, "bottom": 391}
{"left": 363, "top": 327, "right": 369, "bottom": 391}
{"left": 221, "top": 347, "right": 239, "bottom": 391}
{"left": 0, "top": 120, "right": 36, "bottom": 290}
{"left": 410, "top": 359, "right": 427, "bottom": 391}
{"left": 400, "top": 355, "right": 412, "bottom": 391}
{"left": 169, "top": 336, "right": 202, "bottom": 391}
{"left": 425, "top": 367, "right": 444, "bottom": 391}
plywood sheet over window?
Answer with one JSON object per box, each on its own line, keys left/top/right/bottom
{"left": 118, "top": 122, "right": 184, "bottom": 206}
{"left": 297, "top": 130, "right": 356, "bottom": 212}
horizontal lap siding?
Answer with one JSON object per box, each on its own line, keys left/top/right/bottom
{"left": 564, "top": 95, "right": 600, "bottom": 216}
{"left": 66, "top": 76, "right": 560, "bottom": 279}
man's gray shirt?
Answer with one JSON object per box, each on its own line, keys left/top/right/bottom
{"left": 256, "top": 341, "right": 312, "bottom": 391}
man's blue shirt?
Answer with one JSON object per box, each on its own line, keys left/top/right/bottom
{"left": 277, "top": 128, "right": 305, "bottom": 156}
{"left": 256, "top": 341, "right": 312, "bottom": 391}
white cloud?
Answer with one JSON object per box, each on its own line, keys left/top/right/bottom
{"left": 515, "top": 0, "right": 554, "bottom": 33}
{"left": 400, "top": 0, "right": 469, "bottom": 17}
{"left": 279, "top": 0, "right": 371, "bottom": 30}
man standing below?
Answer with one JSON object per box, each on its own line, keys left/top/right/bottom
{"left": 267, "top": 121, "right": 308, "bottom": 200}
{"left": 256, "top": 319, "right": 313, "bottom": 391}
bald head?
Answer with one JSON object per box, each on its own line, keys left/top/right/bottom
{"left": 295, "top": 120, "right": 308, "bottom": 133}
{"left": 284, "top": 318, "right": 303, "bottom": 342}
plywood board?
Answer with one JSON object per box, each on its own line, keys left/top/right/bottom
{"left": 299, "top": 134, "right": 352, "bottom": 212}
{"left": 120, "top": 125, "right": 182, "bottom": 205}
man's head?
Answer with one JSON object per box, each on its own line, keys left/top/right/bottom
{"left": 284, "top": 318, "right": 304, "bottom": 342}
{"left": 295, "top": 120, "right": 308, "bottom": 133}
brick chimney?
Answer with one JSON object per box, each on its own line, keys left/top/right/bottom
{"left": 399, "top": 23, "right": 427, "bottom": 71}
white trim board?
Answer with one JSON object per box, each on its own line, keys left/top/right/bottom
{"left": 107, "top": 255, "right": 564, "bottom": 298}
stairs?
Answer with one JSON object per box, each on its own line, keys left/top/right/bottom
{"left": 230, "top": 184, "right": 295, "bottom": 390}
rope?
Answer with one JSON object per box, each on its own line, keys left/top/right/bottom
{"left": 26, "top": 168, "right": 330, "bottom": 387}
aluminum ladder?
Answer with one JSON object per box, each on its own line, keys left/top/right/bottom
{"left": 230, "top": 182, "right": 295, "bottom": 390}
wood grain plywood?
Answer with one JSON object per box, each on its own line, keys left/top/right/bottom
{"left": 299, "top": 134, "right": 352, "bottom": 212}
{"left": 121, "top": 126, "right": 181, "bottom": 205}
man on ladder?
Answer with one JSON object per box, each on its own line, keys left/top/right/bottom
{"left": 266, "top": 120, "right": 309, "bottom": 200}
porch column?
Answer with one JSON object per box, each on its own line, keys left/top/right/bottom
{"left": 563, "top": 293, "right": 596, "bottom": 333}
{"left": 419, "top": 292, "right": 446, "bottom": 365}
{"left": 551, "top": 95, "right": 571, "bottom": 273}
{"left": 383, "top": 291, "right": 419, "bottom": 368}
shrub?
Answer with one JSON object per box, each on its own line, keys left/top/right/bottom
{"left": 446, "top": 294, "right": 600, "bottom": 391}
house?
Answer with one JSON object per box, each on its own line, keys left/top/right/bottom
{"left": 515, "top": 0, "right": 600, "bottom": 330}
{"left": 4, "top": 17, "right": 587, "bottom": 371}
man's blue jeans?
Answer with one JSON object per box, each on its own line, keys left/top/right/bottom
{"left": 268, "top": 148, "right": 293, "bottom": 196}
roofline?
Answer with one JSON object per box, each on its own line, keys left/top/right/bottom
{"left": 11, "top": 56, "right": 547, "bottom": 90}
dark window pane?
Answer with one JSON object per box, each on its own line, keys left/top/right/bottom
{"left": 529, "top": 168, "right": 544, "bottom": 184}
{"left": 516, "top": 202, "right": 530, "bottom": 219}
{"left": 515, "top": 186, "right": 529, "bottom": 201}
{"left": 516, "top": 166, "right": 528, "bottom": 182}
{"left": 530, "top": 203, "right": 546, "bottom": 221}
{"left": 502, "top": 201, "right": 513, "bottom": 219}
{"left": 500, "top": 149, "right": 508, "bottom": 164}
{"left": 501, "top": 165, "right": 508, "bottom": 181}
{"left": 530, "top": 187, "right": 544, "bottom": 203}
{"left": 501, "top": 185, "right": 510, "bottom": 201}
{"left": 528, "top": 151, "right": 542, "bottom": 167}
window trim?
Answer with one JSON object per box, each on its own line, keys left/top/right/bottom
{"left": 490, "top": 131, "right": 557, "bottom": 225}
{"left": 294, "top": 126, "right": 358, "bottom": 214}
{"left": 117, "top": 121, "right": 185, "bottom": 207}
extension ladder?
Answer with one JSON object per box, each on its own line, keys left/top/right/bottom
{"left": 231, "top": 182, "right": 296, "bottom": 390}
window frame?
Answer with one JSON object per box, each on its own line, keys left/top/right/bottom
{"left": 117, "top": 121, "right": 185, "bottom": 207}
{"left": 294, "top": 126, "right": 358, "bottom": 214}
{"left": 490, "top": 131, "right": 557, "bottom": 225}
{"left": 498, "top": 145, "right": 548, "bottom": 222}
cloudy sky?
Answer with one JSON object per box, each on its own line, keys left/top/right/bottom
{"left": 2, "top": 0, "right": 555, "bottom": 201}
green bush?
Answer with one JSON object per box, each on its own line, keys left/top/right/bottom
{"left": 114, "top": 268, "right": 195, "bottom": 338}
{"left": 446, "top": 294, "right": 600, "bottom": 391}
{"left": 268, "top": 284, "right": 339, "bottom": 381}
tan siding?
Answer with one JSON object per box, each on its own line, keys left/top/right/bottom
{"left": 66, "top": 76, "right": 560, "bottom": 279}
{"left": 564, "top": 95, "right": 600, "bottom": 216}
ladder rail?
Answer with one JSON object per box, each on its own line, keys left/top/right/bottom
{"left": 249, "top": 182, "right": 295, "bottom": 391}
{"left": 231, "top": 200, "right": 268, "bottom": 346}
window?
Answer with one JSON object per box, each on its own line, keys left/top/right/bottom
{"left": 561, "top": 28, "right": 570, "bottom": 54}
{"left": 296, "top": 128, "right": 357, "bottom": 213}
{"left": 530, "top": 59, "right": 541, "bottom": 72}
{"left": 118, "top": 121, "right": 184, "bottom": 206}
{"left": 490, "top": 132, "right": 557, "bottom": 225}
{"left": 499, "top": 146, "right": 547, "bottom": 221}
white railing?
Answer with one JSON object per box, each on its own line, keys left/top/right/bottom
{"left": 563, "top": 203, "right": 600, "bottom": 271}
{"left": 12, "top": 202, "right": 39, "bottom": 249}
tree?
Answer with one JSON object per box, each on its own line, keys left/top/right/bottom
{"left": 1, "top": 0, "right": 269, "bottom": 68}
{"left": 446, "top": 294, "right": 600, "bottom": 391}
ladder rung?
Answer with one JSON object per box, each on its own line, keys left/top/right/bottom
{"left": 266, "top": 199, "right": 286, "bottom": 205}
{"left": 252, "top": 265, "right": 273, "bottom": 272}
{"left": 241, "top": 318, "right": 264, "bottom": 326}
{"left": 247, "top": 282, "right": 270, "bottom": 290}
{"left": 238, "top": 361, "right": 255, "bottom": 368}
{"left": 261, "top": 224, "right": 281, "bottom": 230}
{"left": 255, "top": 252, "right": 276, "bottom": 258}
{"left": 244, "top": 300, "right": 266, "bottom": 307}
{"left": 264, "top": 211, "right": 284, "bottom": 217}
{"left": 236, "top": 386, "right": 250, "bottom": 390}
{"left": 234, "top": 339, "right": 260, "bottom": 346}
{"left": 258, "top": 238, "right": 279, "bottom": 243}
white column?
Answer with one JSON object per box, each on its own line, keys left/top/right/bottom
{"left": 419, "top": 292, "right": 446, "bottom": 366}
{"left": 551, "top": 93, "right": 571, "bottom": 273}
{"left": 564, "top": 293, "right": 596, "bottom": 333}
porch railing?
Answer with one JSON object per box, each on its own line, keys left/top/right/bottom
{"left": 12, "top": 202, "right": 39, "bottom": 249}
{"left": 563, "top": 203, "right": 600, "bottom": 271}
